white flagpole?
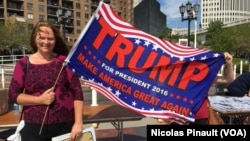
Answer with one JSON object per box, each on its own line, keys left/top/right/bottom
{"left": 194, "top": 20, "right": 197, "bottom": 48}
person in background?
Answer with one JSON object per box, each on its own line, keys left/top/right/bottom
{"left": 226, "top": 66, "right": 250, "bottom": 124}
{"left": 190, "top": 52, "right": 234, "bottom": 125}
{"left": 227, "top": 72, "right": 250, "bottom": 97}
{"left": 8, "top": 21, "right": 84, "bottom": 141}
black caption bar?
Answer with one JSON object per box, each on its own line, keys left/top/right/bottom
{"left": 147, "top": 125, "right": 250, "bottom": 140}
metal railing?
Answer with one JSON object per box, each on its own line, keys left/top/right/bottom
{"left": 0, "top": 54, "right": 29, "bottom": 88}
{"left": 0, "top": 54, "right": 29, "bottom": 65}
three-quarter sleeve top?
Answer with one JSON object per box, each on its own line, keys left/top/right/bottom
{"left": 8, "top": 55, "right": 83, "bottom": 124}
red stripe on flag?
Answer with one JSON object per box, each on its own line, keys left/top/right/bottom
{"left": 98, "top": 3, "right": 209, "bottom": 57}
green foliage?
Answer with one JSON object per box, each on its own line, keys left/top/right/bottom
{"left": 236, "top": 63, "right": 249, "bottom": 73}
{"left": 0, "top": 20, "right": 32, "bottom": 54}
{"left": 203, "top": 21, "right": 250, "bottom": 56}
{"left": 233, "top": 58, "right": 249, "bottom": 73}
{"left": 158, "top": 27, "right": 172, "bottom": 41}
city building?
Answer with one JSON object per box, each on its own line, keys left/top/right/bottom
{"left": 0, "top": 0, "right": 133, "bottom": 47}
{"left": 134, "top": 0, "right": 166, "bottom": 35}
{"left": 133, "top": 0, "right": 142, "bottom": 8}
{"left": 201, "top": 0, "right": 250, "bottom": 29}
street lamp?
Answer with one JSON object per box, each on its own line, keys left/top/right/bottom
{"left": 169, "top": 28, "right": 172, "bottom": 42}
{"left": 56, "top": 7, "right": 72, "bottom": 40}
{"left": 179, "top": 1, "right": 200, "bottom": 47}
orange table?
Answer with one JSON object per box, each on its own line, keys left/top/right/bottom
{"left": 0, "top": 110, "right": 21, "bottom": 129}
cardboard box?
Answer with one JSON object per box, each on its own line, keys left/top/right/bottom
{"left": 0, "top": 89, "right": 8, "bottom": 115}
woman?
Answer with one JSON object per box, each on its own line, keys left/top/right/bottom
{"left": 227, "top": 72, "right": 250, "bottom": 97}
{"left": 227, "top": 66, "right": 250, "bottom": 124}
{"left": 8, "top": 21, "right": 83, "bottom": 141}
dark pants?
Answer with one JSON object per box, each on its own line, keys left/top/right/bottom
{"left": 0, "top": 129, "right": 16, "bottom": 140}
{"left": 21, "top": 121, "right": 74, "bottom": 141}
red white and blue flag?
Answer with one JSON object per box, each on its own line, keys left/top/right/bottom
{"left": 65, "top": 1, "right": 225, "bottom": 124}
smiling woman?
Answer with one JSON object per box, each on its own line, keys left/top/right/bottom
{"left": 8, "top": 21, "right": 84, "bottom": 141}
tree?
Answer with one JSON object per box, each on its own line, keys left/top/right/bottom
{"left": 204, "top": 21, "right": 224, "bottom": 51}
{"left": 159, "top": 27, "right": 172, "bottom": 41}
{"left": 0, "top": 20, "right": 31, "bottom": 55}
{"left": 230, "top": 24, "right": 250, "bottom": 58}
{"left": 204, "top": 21, "right": 250, "bottom": 57}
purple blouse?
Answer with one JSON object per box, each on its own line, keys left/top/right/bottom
{"left": 8, "top": 55, "right": 83, "bottom": 124}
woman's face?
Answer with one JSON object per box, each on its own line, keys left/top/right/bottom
{"left": 35, "top": 26, "right": 55, "bottom": 54}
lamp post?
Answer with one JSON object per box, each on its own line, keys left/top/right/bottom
{"left": 169, "top": 28, "right": 172, "bottom": 42}
{"left": 179, "top": 1, "right": 200, "bottom": 47}
{"left": 56, "top": 7, "right": 72, "bottom": 40}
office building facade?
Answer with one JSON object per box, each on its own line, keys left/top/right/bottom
{"left": 134, "top": 0, "right": 166, "bottom": 35}
{"left": 201, "top": 0, "right": 250, "bottom": 29}
{"left": 0, "top": 0, "right": 133, "bottom": 46}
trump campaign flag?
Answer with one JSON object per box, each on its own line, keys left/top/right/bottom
{"left": 65, "top": 1, "right": 225, "bottom": 124}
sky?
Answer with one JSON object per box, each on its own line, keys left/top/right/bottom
{"left": 156, "top": 0, "right": 201, "bottom": 30}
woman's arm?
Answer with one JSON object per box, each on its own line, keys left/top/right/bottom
{"left": 216, "top": 52, "right": 234, "bottom": 83}
{"left": 223, "top": 52, "right": 234, "bottom": 82}
{"left": 70, "top": 100, "right": 83, "bottom": 140}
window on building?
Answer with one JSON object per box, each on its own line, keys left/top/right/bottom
{"left": 27, "top": 3, "right": 33, "bottom": 10}
{"left": 85, "top": 13, "right": 89, "bottom": 19}
{"left": 39, "top": 5, "right": 44, "bottom": 12}
{"left": 76, "top": 3, "right": 80, "bottom": 9}
{"left": 48, "top": 17, "right": 57, "bottom": 23}
{"left": 84, "top": 5, "right": 89, "bottom": 11}
{"left": 27, "top": 13, "right": 34, "bottom": 19}
{"left": 77, "top": 29, "right": 81, "bottom": 34}
{"left": 39, "top": 0, "right": 44, "bottom": 2}
{"left": 77, "top": 20, "right": 81, "bottom": 26}
{"left": 76, "top": 12, "right": 81, "bottom": 18}
{"left": 39, "top": 15, "right": 45, "bottom": 21}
